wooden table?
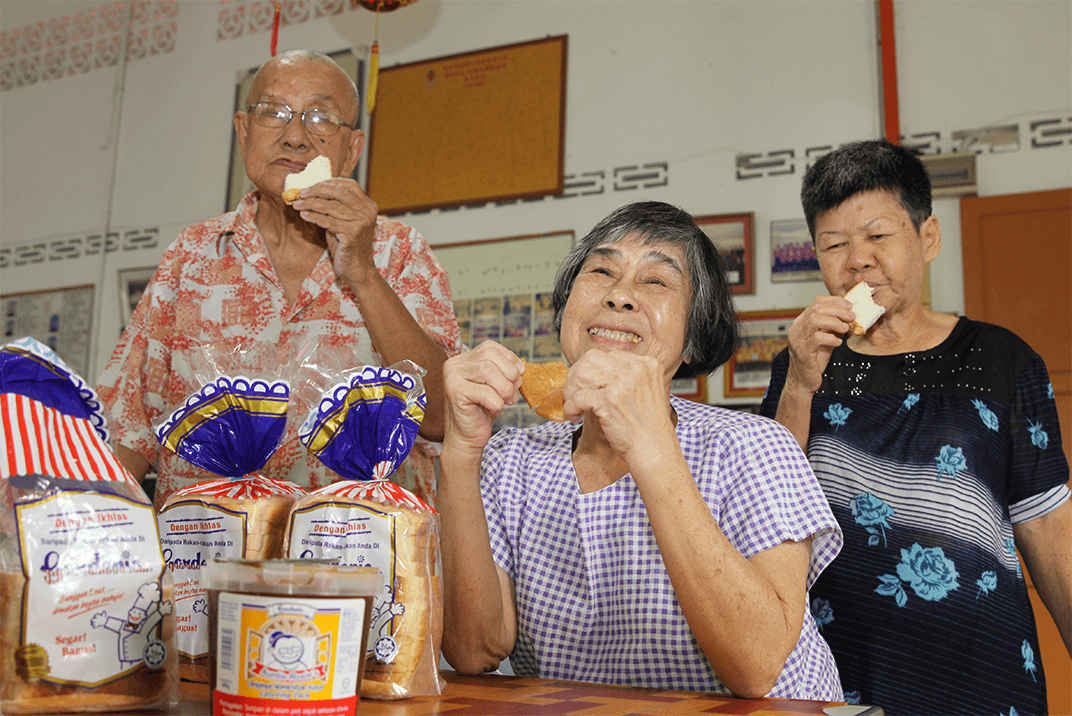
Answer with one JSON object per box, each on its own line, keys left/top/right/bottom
{"left": 162, "top": 670, "right": 856, "bottom": 715}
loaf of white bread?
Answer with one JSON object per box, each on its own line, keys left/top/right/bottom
{"left": 283, "top": 154, "right": 332, "bottom": 204}
{"left": 845, "top": 281, "right": 885, "bottom": 335}
{"left": 158, "top": 476, "right": 305, "bottom": 683}
{"left": 284, "top": 481, "right": 443, "bottom": 700}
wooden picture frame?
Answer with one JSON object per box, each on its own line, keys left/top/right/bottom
{"left": 671, "top": 374, "right": 707, "bottom": 403}
{"left": 367, "top": 35, "right": 567, "bottom": 214}
{"left": 694, "top": 212, "right": 755, "bottom": 295}
{"left": 724, "top": 308, "right": 803, "bottom": 398}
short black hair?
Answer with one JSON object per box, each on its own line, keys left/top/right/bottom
{"left": 551, "top": 201, "right": 738, "bottom": 380}
{"left": 801, "top": 139, "right": 932, "bottom": 238}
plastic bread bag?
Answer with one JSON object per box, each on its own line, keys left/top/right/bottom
{"left": 284, "top": 361, "right": 444, "bottom": 700}
{"left": 0, "top": 337, "right": 178, "bottom": 714}
{"left": 152, "top": 341, "right": 305, "bottom": 683}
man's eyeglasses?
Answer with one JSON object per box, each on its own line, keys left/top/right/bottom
{"left": 247, "top": 101, "right": 357, "bottom": 136}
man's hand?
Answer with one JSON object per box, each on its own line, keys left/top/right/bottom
{"left": 291, "top": 177, "right": 379, "bottom": 286}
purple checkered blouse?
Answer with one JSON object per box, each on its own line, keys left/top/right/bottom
{"left": 481, "top": 397, "right": 844, "bottom": 699}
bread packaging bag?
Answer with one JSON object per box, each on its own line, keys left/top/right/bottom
{"left": 153, "top": 371, "right": 305, "bottom": 682}
{"left": 0, "top": 337, "right": 178, "bottom": 714}
{"left": 286, "top": 363, "right": 443, "bottom": 700}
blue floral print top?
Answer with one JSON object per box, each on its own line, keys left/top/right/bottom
{"left": 761, "top": 318, "right": 1069, "bottom": 716}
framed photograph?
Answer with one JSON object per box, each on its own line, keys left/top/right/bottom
{"left": 694, "top": 213, "right": 755, "bottom": 295}
{"left": 771, "top": 218, "right": 821, "bottom": 282}
{"left": 724, "top": 308, "right": 803, "bottom": 398}
{"left": 671, "top": 374, "right": 707, "bottom": 403}
{"left": 118, "top": 267, "right": 156, "bottom": 328}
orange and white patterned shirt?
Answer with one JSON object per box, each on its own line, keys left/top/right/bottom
{"left": 96, "top": 191, "right": 462, "bottom": 508}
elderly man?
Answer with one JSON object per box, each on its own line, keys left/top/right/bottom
{"left": 97, "top": 50, "right": 461, "bottom": 507}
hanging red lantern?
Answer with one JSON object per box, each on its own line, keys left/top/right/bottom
{"left": 351, "top": 0, "right": 419, "bottom": 114}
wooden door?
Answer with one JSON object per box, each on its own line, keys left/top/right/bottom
{"left": 961, "top": 187, "right": 1071, "bottom": 714}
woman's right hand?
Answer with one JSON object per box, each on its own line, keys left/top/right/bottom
{"left": 784, "top": 295, "right": 855, "bottom": 394}
{"left": 442, "top": 340, "right": 525, "bottom": 457}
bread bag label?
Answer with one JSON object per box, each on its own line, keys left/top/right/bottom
{"left": 213, "top": 593, "right": 367, "bottom": 715}
{"left": 287, "top": 503, "right": 400, "bottom": 662}
{"left": 15, "top": 490, "right": 170, "bottom": 686}
{"left": 157, "top": 502, "right": 245, "bottom": 660}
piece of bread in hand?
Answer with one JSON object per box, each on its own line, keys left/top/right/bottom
{"left": 282, "top": 154, "right": 332, "bottom": 204}
{"left": 519, "top": 359, "right": 569, "bottom": 421}
{"left": 845, "top": 281, "right": 885, "bottom": 335}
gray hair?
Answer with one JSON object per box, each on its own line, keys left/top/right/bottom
{"left": 250, "top": 49, "right": 360, "bottom": 124}
{"left": 551, "top": 201, "right": 738, "bottom": 380}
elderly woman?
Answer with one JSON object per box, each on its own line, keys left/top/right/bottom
{"left": 438, "top": 201, "right": 843, "bottom": 699}
{"left": 760, "top": 140, "right": 1070, "bottom": 715}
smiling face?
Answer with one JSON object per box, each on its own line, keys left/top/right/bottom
{"left": 559, "top": 235, "right": 692, "bottom": 384}
{"left": 233, "top": 55, "right": 364, "bottom": 199}
{"left": 814, "top": 189, "right": 940, "bottom": 320}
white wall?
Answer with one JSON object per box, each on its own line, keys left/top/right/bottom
{"left": 2, "top": 0, "right": 1070, "bottom": 397}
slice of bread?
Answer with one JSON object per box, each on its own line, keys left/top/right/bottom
{"left": 283, "top": 154, "right": 332, "bottom": 204}
{"left": 845, "top": 281, "right": 885, "bottom": 335}
{"left": 519, "top": 359, "right": 569, "bottom": 421}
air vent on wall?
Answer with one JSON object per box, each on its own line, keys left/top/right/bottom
{"left": 921, "top": 152, "right": 977, "bottom": 198}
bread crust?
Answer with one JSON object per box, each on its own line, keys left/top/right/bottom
{"left": 1, "top": 572, "right": 177, "bottom": 714}
{"left": 286, "top": 493, "right": 442, "bottom": 700}
{"left": 519, "top": 360, "right": 569, "bottom": 421}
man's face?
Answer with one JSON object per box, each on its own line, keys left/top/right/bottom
{"left": 234, "top": 58, "right": 364, "bottom": 200}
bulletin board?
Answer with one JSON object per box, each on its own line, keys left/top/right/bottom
{"left": 2, "top": 285, "right": 95, "bottom": 379}
{"left": 433, "top": 230, "right": 573, "bottom": 431}
{"left": 367, "top": 35, "right": 567, "bottom": 214}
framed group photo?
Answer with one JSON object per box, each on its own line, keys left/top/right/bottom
{"left": 724, "top": 308, "right": 803, "bottom": 398}
{"left": 118, "top": 267, "right": 156, "bottom": 330}
{"left": 694, "top": 212, "right": 755, "bottom": 295}
{"left": 770, "top": 218, "right": 821, "bottom": 282}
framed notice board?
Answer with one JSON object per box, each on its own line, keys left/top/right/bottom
{"left": 2, "top": 285, "right": 95, "bottom": 379}
{"left": 367, "top": 35, "right": 567, "bottom": 214}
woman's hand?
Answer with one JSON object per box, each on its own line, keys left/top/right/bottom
{"left": 784, "top": 295, "right": 854, "bottom": 394}
{"left": 443, "top": 341, "right": 525, "bottom": 457}
{"left": 564, "top": 349, "right": 678, "bottom": 467}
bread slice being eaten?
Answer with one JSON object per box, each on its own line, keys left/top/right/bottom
{"left": 283, "top": 154, "right": 332, "bottom": 204}
{"left": 844, "top": 281, "right": 885, "bottom": 335}
{"left": 519, "top": 359, "right": 569, "bottom": 421}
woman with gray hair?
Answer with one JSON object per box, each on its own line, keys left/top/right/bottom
{"left": 438, "top": 201, "right": 843, "bottom": 699}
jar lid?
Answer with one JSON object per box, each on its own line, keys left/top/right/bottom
{"left": 201, "top": 559, "right": 381, "bottom": 596}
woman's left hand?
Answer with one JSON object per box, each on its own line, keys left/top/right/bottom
{"left": 564, "top": 349, "right": 679, "bottom": 466}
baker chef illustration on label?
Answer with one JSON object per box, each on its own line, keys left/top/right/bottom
{"left": 371, "top": 583, "right": 405, "bottom": 662}
{"left": 90, "top": 580, "right": 171, "bottom": 670}
{"left": 248, "top": 605, "right": 332, "bottom": 685}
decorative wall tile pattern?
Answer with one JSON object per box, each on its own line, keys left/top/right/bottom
{"left": 735, "top": 114, "right": 1072, "bottom": 181}
{"left": 0, "top": 1, "right": 178, "bottom": 92}
{"left": 0, "top": 228, "right": 160, "bottom": 269}
{"left": 216, "top": 0, "right": 353, "bottom": 42}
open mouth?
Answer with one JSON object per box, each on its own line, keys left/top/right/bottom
{"left": 589, "top": 327, "right": 641, "bottom": 344}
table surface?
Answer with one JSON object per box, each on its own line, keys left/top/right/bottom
{"left": 150, "top": 671, "right": 853, "bottom": 715}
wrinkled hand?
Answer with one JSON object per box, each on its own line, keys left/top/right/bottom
{"left": 443, "top": 341, "right": 525, "bottom": 456}
{"left": 291, "top": 177, "right": 379, "bottom": 285}
{"left": 785, "top": 295, "right": 855, "bottom": 394}
{"left": 563, "top": 350, "right": 676, "bottom": 465}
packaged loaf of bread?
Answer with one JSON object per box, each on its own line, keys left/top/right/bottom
{"left": 0, "top": 337, "right": 178, "bottom": 714}
{"left": 286, "top": 362, "right": 444, "bottom": 700}
{"left": 153, "top": 361, "right": 304, "bottom": 683}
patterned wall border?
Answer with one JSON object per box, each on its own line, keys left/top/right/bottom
{"left": 216, "top": 0, "right": 357, "bottom": 42}
{"left": 0, "top": 228, "right": 160, "bottom": 269}
{"left": 735, "top": 114, "right": 1072, "bottom": 181}
{"left": 0, "top": 1, "right": 178, "bottom": 92}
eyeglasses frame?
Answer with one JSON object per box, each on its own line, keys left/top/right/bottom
{"left": 246, "top": 100, "right": 359, "bottom": 136}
